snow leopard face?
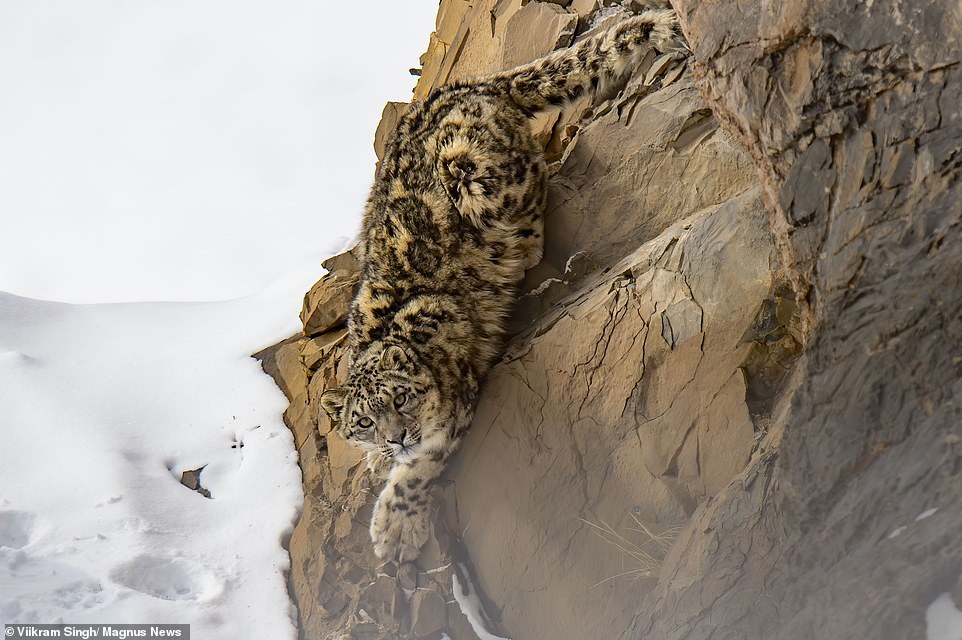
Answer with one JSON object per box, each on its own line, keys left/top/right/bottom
{"left": 320, "top": 343, "right": 442, "bottom": 461}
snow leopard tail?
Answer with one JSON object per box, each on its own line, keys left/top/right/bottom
{"left": 480, "top": 9, "right": 684, "bottom": 115}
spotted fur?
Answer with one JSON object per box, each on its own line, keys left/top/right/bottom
{"left": 320, "top": 9, "right": 683, "bottom": 562}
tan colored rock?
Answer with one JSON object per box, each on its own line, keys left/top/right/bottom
{"left": 543, "top": 76, "right": 756, "bottom": 273}
{"left": 374, "top": 102, "right": 408, "bottom": 162}
{"left": 253, "top": 335, "right": 306, "bottom": 401}
{"left": 416, "top": 34, "right": 449, "bottom": 97}
{"left": 300, "top": 272, "right": 355, "bottom": 337}
{"left": 436, "top": 0, "right": 520, "bottom": 85}
{"left": 321, "top": 248, "right": 360, "bottom": 274}
{"left": 500, "top": 2, "right": 578, "bottom": 69}
{"left": 448, "top": 188, "right": 773, "bottom": 640}
{"left": 412, "top": 0, "right": 472, "bottom": 96}
{"left": 283, "top": 392, "right": 314, "bottom": 450}
{"left": 435, "top": 0, "right": 472, "bottom": 44}
{"left": 409, "top": 590, "right": 447, "bottom": 637}
{"left": 300, "top": 250, "right": 360, "bottom": 337}
{"left": 576, "top": 5, "right": 631, "bottom": 39}
{"left": 306, "top": 335, "right": 350, "bottom": 438}
{"left": 570, "top": 0, "right": 601, "bottom": 19}
{"left": 253, "top": 336, "right": 317, "bottom": 449}
{"left": 626, "top": 2, "right": 962, "bottom": 638}
{"left": 300, "top": 328, "right": 346, "bottom": 372}
{"left": 296, "top": 428, "right": 323, "bottom": 489}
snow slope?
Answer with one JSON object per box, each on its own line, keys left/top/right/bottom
{"left": 0, "top": 258, "right": 330, "bottom": 636}
{"left": 0, "top": 1, "right": 439, "bottom": 303}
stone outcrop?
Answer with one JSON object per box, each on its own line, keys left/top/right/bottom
{"left": 257, "top": 1, "right": 961, "bottom": 638}
{"left": 625, "top": 2, "right": 962, "bottom": 638}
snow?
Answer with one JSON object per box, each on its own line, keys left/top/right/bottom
{"left": 0, "top": 1, "right": 439, "bottom": 303}
{"left": 0, "top": 0, "right": 443, "bottom": 633}
{"left": 916, "top": 508, "right": 939, "bottom": 521}
{"left": 889, "top": 507, "right": 941, "bottom": 539}
{"left": 927, "top": 593, "right": 962, "bottom": 640}
{"left": 0, "top": 256, "right": 328, "bottom": 636}
{"left": 0, "top": 0, "right": 441, "bottom": 631}
{"left": 452, "top": 565, "right": 511, "bottom": 640}
{"left": 589, "top": 6, "right": 626, "bottom": 29}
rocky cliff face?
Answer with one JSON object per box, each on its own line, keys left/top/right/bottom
{"left": 257, "top": 1, "right": 962, "bottom": 639}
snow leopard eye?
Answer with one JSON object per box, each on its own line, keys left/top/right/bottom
{"left": 393, "top": 392, "right": 408, "bottom": 409}
{"left": 356, "top": 416, "right": 374, "bottom": 429}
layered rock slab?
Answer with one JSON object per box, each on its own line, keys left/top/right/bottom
{"left": 450, "top": 188, "right": 774, "bottom": 640}
{"left": 622, "top": 1, "right": 962, "bottom": 638}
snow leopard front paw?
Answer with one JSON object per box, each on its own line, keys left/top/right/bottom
{"left": 370, "top": 489, "right": 430, "bottom": 562}
{"left": 365, "top": 450, "right": 392, "bottom": 481}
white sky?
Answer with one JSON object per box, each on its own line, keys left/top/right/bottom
{"left": 0, "top": 1, "right": 439, "bottom": 303}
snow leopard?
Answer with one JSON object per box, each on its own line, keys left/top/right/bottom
{"left": 320, "top": 9, "right": 684, "bottom": 563}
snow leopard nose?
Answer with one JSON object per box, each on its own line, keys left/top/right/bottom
{"left": 386, "top": 429, "right": 408, "bottom": 446}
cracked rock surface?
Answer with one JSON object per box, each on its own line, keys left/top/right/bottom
{"left": 256, "top": 0, "right": 960, "bottom": 638}
{"left": 622, "top": 1, "right": 962, "bottom": 639}
{"left": 449, "top": 187, "right": 776, "bottom": 639}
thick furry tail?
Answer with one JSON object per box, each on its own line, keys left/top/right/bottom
{"left": 479, "top": 9, "right": 683, "bottom": 114}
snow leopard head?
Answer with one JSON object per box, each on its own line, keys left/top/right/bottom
{"left": 320, "top": 343, "right": 442, "bottom": 461}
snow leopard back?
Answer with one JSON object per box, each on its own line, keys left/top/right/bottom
{"left": 322, "top": 9, "right": 686, "bottom": 563}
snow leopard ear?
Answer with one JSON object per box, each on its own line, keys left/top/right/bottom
{"left": 378, "top": 345, "right": 409, "bottom": 372}
{"left": 320, "top": 388, "right": 347, "bottom": 420}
